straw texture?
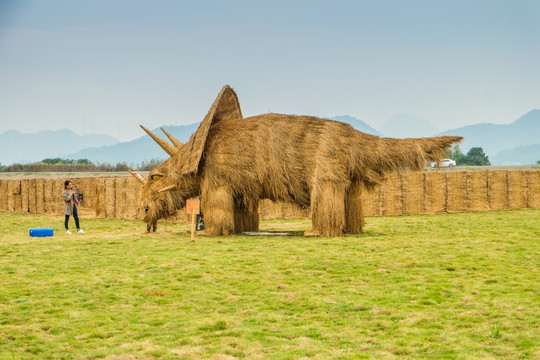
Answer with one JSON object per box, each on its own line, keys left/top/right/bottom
{"left": 0, "top": 180, "right": 7, "bottom": 211}
{"left": 125, "top": 177, "right": 140, "bottom": 219}
{"left": 104, "top": 178, "right": 116, "bottom": 218}
{"left": 35, "top": 179, "right": 44, "bottom": 213}
{"left": 526, "top": 170, "right": 540, "bottom": 208}
{"left": 468, "top": 171, "right": 489, "bottom": 211}
{"left": 115, "top": 177, "right": 127, "bottom": 219}
{"left": 344, "top": 180, "right": 365, "bottom": 233}
{"left": 27, "top": 179, "right": 37, "bottom": 213}
{"left": 95, "top": 179, "right": 105, "bottom": 218}
{"left": 446, "top": 171, "right": 468, "bottom": 212}
{"left": 402, "top": 171, "right": 425, "bottom": 215}
{"left": 180, "top": 85, "right": 243, "bottom": 175}
{"left": 7, "top": 179, "right": 21, "bottom": 212}
{"left": 21, "top": 179, "right": 29, "bottom": 213}
{"left": 488, "top": 170, "right": 508, "bottom": 210}
{"left": 362, "top": 188, "right": 381, "bottom": 217}
{"left": 507, "top": 170, "right": 527, "bottom": 210}
{"left": 380, "top": 172, "right": 402, "bottom": 216}
{"left": 425, "top": 172, "right": 447, "bottom": 214}
{"left": 137, "top": 86, "right": 462, "bottom": 236}
{"left": 42, "top": 179, "right": 53, "bottom": 213}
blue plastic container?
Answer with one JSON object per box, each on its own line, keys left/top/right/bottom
{"left": 29, "top": 228, "right": 54, "bottom": 237}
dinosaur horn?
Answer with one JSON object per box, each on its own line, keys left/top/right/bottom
{"left": 140, "top": 125, "right": 177, "bottom": 156}
{"left": 128, "top": 169, "right": 146, "bottom": 184}
{"left": 160, "top": 128, "right": 183, "bottom": 148}
{"left": 158, "top": 184, "right": 178, "bottom": 193}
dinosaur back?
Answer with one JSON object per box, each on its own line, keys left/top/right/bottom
{"left": 181, "top": 85, "right": 243, "bottom": 174}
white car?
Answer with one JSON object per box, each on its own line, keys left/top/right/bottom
{"left": 431, "top": 159, "right": 456, "bottom": 168}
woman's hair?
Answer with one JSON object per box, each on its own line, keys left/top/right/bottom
{"left": 64, "top": 180, "right": 71, "bottom": 188}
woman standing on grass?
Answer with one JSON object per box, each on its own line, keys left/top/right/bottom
{"left": 62, "top": 180, "right": 85, "bottom": 234}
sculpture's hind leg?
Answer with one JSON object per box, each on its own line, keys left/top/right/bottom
{"left": 344, "top": 180, "right": 365, "bottom": 234}
{"left": 309, "top": 181, "right": 346, "bottom": 237}
{"left": 234, "top": 198, "right": 260, "bottom": 233}
{"left": 202, "top": 185, "right": 235, "bottom": 235}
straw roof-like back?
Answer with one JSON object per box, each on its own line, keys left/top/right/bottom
{"left": 180, "top": 85, "right": 242, "bottom": 175}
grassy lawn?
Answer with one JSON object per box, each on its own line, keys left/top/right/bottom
{"left": 0, "top": 210, "right": 538, "bottom": 359}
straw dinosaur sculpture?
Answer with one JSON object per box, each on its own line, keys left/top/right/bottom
{"left": 130, "top": 86, "right": 462, "bottom": 237}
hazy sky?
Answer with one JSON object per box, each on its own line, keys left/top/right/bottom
{"left": 1, "top": 0, "right": 539, "bottom": 141}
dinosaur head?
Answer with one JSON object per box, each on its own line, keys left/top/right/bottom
{"left": 130, "top": 127, "right": 200, "bottom": 225}
{"left": 132, "top": 85, "right": 243, "bottom": 225}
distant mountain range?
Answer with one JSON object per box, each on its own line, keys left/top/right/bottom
{"left": 437, "top": 109, "right": 540, "bottom": 165}
{"left": 66, "top": 123, "right": 200, "bottom": 165}
{"left": 2, "top": 110, "right": 539, "bottom": 166}
{"left": 0, "top": 129, "right": 118, "bottom": 165}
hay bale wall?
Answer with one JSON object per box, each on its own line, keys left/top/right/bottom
{"left": 1, "top": 170, "right": 539, "bottom": 221}
{"left": 468, "top": 171, "right": 489, "bottom": 211}
{"left": 402, "top": 172, "right": 425, "bottom": 215}
{"left": 446, "top": 172, "right": 468, "bottom": 212}
{"left": 425, "top": 172, "right": 447, "bottom": 214}
{"left": 124, "top": 177, "right": 140, "bottom": 219}
{"left": 488, "top": 170, "right": 508, "bottom": 210}
{"left": 7, "top": 179, "right": 21, "bottom": 212}
{"left": 361, "top": 188, "right": 381, "bottom": 217}
{"left": 507, "top": 171, "right": 528, "bottom": 210}
{"left": 21, "top": 179, "right": 29, "bottom": 212}
{"left": 380, "top": 172, "right": 402, "bottom": 216}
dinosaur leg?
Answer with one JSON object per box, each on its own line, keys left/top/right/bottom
{"left": 234, "top": 198, "right": 260, "bottom": 233}
{"left": 202, "top": 185, "right": 235, "bottom": 235}
{"left": 344, "top": 180, "right": 365, "bottom": 234}
{"left": 309, "top": 181, "right": 346, "bottom": 237}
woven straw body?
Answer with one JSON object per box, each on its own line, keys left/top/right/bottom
{"left": 138, "top": 86, "right": 462, "bottom": 236}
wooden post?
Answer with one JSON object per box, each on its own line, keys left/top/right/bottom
{"left": 186, "top": 199, "right": 200, "bottom": 242}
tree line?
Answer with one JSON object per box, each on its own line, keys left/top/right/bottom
{"left": 0, "top": 158, "right": 163, "bottom": 173}
{"left": 448, "top": 146, "right": 491, "bottom": 166}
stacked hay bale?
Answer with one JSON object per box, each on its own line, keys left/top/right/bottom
{"left": 35, "top": 178, "right": 44, "bottom": 213}
{"left": 27, "top": 179, "right": 37, "bottom": 213}
{"left": 446, "top": 171, "right": 468, "bottom": 212}
{"left": 362, "top": 188, "right": 381, "bottom": 216}
{"left": 104, "top": 178, "right": 116, "bottom": 218}
{"left": 124, "top": 177, "right": 141, "bottom": 219}
{"left": 95, "top": 179, "right": 105, "bottom": 217}
{"left": 20, "top": 179, "right": 29, "bottom": 212}
{"left": 425, "top": 171, "right": 447, "bottom": 214}
{"left": 507, "top": 170, "right": 528, "bottom": 210}
{"left": 114, "top": 177, "right": 127, "bottom": 219}
{"left": 380, "top": 172, "right": 402, "bottom": 216}
{"left": 259, "top": 199, "right": 282, "bottom": 220}
{"left": 282, "top": 202, "right": 309, "bottom": 219}
{"left": 402, "top": 171, "right": 425, "bottom": 215}
{"left": 53, "top": 179, "right": 64, "bottom": 214}
{"left": 488, "top": 170, "right": 508, "bottom": 210}
{"left": 2, "top": 169, "right": 539, "bottom": 221}
{"left": 42, "top": 179, "right": 54, "bottom": 214}
{"left": 468, "top": 170, "right": 489, "bottom": 211}
{"left": 527, "top": 170, "right": 540, "bottom": 208}
{"left": 7, "top": 179, "right": 21, "bottom": 212}
{"left": 0, "top": 180, "right": 7, "bottom": 211}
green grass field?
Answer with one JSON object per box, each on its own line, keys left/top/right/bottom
{"left": 1, "top": 210, "right": 538, "bottom": 359}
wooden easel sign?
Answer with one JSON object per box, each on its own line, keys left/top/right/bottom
{"left": 186, "top": 199, "right": 200, "bottom": 241}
